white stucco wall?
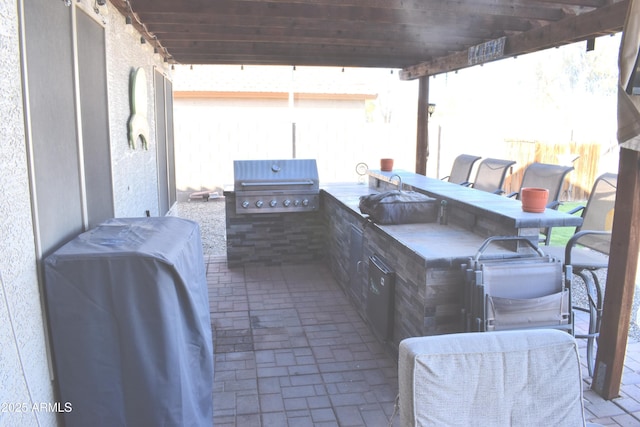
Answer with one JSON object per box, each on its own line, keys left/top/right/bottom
{"left": 104, "top": 7, "right": 171, "bottom": 217}
{"left": 0, "top": 2, "right": 56, "bottom": 426}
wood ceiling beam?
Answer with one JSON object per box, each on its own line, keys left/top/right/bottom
{"left": 145, "top": 14, "right": 502, "bottom": 35}
{"left": 139, "top": 11, "right": 534, "bottom": 35}
{"left": 164, "top": 40, "right": 439, "bottom": 63}
{"left": 173, "top": 53, "right": 406, "bottom": 68}
{"left": 145, "top": 21, "right": 496, "bottom": 55}
{"left": 143, "top": 15, "right": 508, "bottom": 36}
{"left": 161, "top": 41, "right": 449, "bottom": 63}
{"left": 228, "top": 0, "right": 605, "bottom": 9}
{"left": 152, "top": 30, "right": 459, "bottom": 55}
{"left": 130, "top": 0, "right": 568, "bottom": 26}
{"left": 533, "top": 0, "right": 606, "bottom": 7}
{"left": 140, "top": 18, "right": 525, "bottom": 53}
{"left": 400, "top": 0, "right": 627, "bottom": 80}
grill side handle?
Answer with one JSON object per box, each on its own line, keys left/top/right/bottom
{"left": 240, "top": 180, "right": 315, "bottom": 187}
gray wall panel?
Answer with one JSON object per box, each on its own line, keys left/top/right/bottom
{"left": 24, "top": 0, "right": 82, "bottom": 256}
{"left": 77, "top": 9, "right": 114, "bottom": 228}
{"left": 154, "top": 69, "right": 169, "bottom": 214}
{"left": 165, "top": 79, "right": 176, "bottom": 207}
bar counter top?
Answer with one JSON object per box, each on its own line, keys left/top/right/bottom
{"left": 366, "top": 169, "right": 583, "bottom": 229}
{"left": 320, "top": 182, "right": 515, "bottom": 264}
{"left": 320, "top": 170, "right": 582, "bottom": 263}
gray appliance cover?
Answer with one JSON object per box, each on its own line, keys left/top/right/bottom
{"left": 43, "top": 217, "right": 213, "bottom": 427}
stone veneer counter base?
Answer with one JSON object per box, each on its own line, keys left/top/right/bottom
{"left": 224, "top": 191, "right": 326, "bottom": 267}
{"left": 320, "top": 178, "right": 579, "bottom": 356}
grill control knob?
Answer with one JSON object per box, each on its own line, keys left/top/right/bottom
{"left": 255, "top": 200, "right": 264, "bottom": 208}
{"left": 241, "top": 200, "right": 250, "bottom": 208}
{"left": 283, "top": 199, "right": 291, "bottom": 207}
{"left": 269, "top": 199, "right": 277, "bottom": 207}
{"left": 302, "top": 199, "right": 310, "bottom": 207}
{"left": 294, "top": 199, "right": 301, "bottom": 207}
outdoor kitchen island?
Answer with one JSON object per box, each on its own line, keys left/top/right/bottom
{"left": 321, "top": 169, "right": 583, "bottom": 354}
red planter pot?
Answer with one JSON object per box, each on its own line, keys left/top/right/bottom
{"left": 381, "top": 158, "right": 394, "bottom": 171}
{"left": 521, "top": 187, "right": 549, "bottom": 213}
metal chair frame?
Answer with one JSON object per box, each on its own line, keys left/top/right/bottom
{"left": 463, "top": 236, "right": 572, "bottom": 334}
{"left": 544, "top": 172, "right": 617, "bottom": 376}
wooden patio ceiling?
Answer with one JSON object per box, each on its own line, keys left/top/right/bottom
{"left": 112, "top": 0, "right": 629, "bottom": 79}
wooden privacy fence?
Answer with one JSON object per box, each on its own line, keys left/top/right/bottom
{"left": 503, "top": 141, "right": 601, "bottom": 202}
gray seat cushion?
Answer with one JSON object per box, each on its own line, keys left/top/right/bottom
{"left": 398, "top": 329, "right": 586, "bottom": 426}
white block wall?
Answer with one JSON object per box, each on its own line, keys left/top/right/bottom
{"left": 104, "top": 6, "right": 171, "bottom": 217}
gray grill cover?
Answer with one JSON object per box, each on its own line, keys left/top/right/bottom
{"left": 43, "top": 217, "right": 213, "bottom": 427}
{"left": 359, "top": 191, "right": 439, "bottom": 224}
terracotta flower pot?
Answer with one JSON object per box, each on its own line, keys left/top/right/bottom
{"left": 521, "top": 187, "right": 549, "bottom": 213}
{"left": 380, "top": 158, "right": 394, "bottom": 171}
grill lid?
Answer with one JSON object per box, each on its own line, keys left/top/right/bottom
{"left": 232, "top": 159, "right": 320, "bottom": 214}
{"left": 233, "top": 159, "right": 319, "bottom": 192}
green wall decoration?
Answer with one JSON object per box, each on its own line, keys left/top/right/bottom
{"left": 128, "top": 67, "right": 150, "bottom": 149}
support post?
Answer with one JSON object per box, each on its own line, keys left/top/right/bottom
{"left": 415, "top": 76, "right": 429, "bottom": 175}
{"left": 592, "top": 148, "right": 640, "bottom": 399}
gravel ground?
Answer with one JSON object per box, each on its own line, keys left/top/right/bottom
{"left": 175, "top": 199, "right": 640, "bottom": 342}
{"left": 571, "top": 269, "right": 640, "bottom": 342}
{"left": 174, "top": 199, "right": 227, "bottom": 257}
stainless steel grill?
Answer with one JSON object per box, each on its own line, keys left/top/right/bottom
{"left": 233, "top": 159, "right": 320, "bottom": 214}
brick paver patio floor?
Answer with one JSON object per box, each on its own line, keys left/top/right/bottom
{"left": 205, "top": 255, "right": 640, "bottom": 426}
{"left": 207, "top": 257, "right": 399, "bottom": 426}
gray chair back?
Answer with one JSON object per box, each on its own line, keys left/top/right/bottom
{"left": 518, "top": 162, "right": 574, "bottom": 245}
{"left": 518, "top": 162, "right": 574, "bottom": 207}
{"left": 578, "top": 172, "right": 618, "bottom": 255}
{"left": 446, "top": 154, "right": 481, "bottom": 185}
{"left": 472, "top": 158, "right": 516, "bottom": 193}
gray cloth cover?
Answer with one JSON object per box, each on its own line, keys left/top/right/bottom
{"left": 398, "top": 329, "right": 586, "bottom": 427}
{"left": 43, "top": 217, "right": 213, "bottom": 427}
{"left": 359, "top": 190, "right": 439, "bottom": 224}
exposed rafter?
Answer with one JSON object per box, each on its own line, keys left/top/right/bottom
{"left": 400, "top": 0, "right": 628, "bottom": 79}
{"left": 109, "top": 0, "right": 627, "bottom": 75}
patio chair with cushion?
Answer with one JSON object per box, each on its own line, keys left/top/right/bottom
{"left": 398, "top": 329, "right": 596, "bottom": 426}
{"left": 469, "top": 158, "right": 516, "bottom": 194}
{"left": 544, "top": 172, "right": 618, "bottom": 376}
{"left": 441, "top": 154, "right": 481, "bottom": 185}
{"left": 507, "top": 162, "right": 575, "bottom": 245}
